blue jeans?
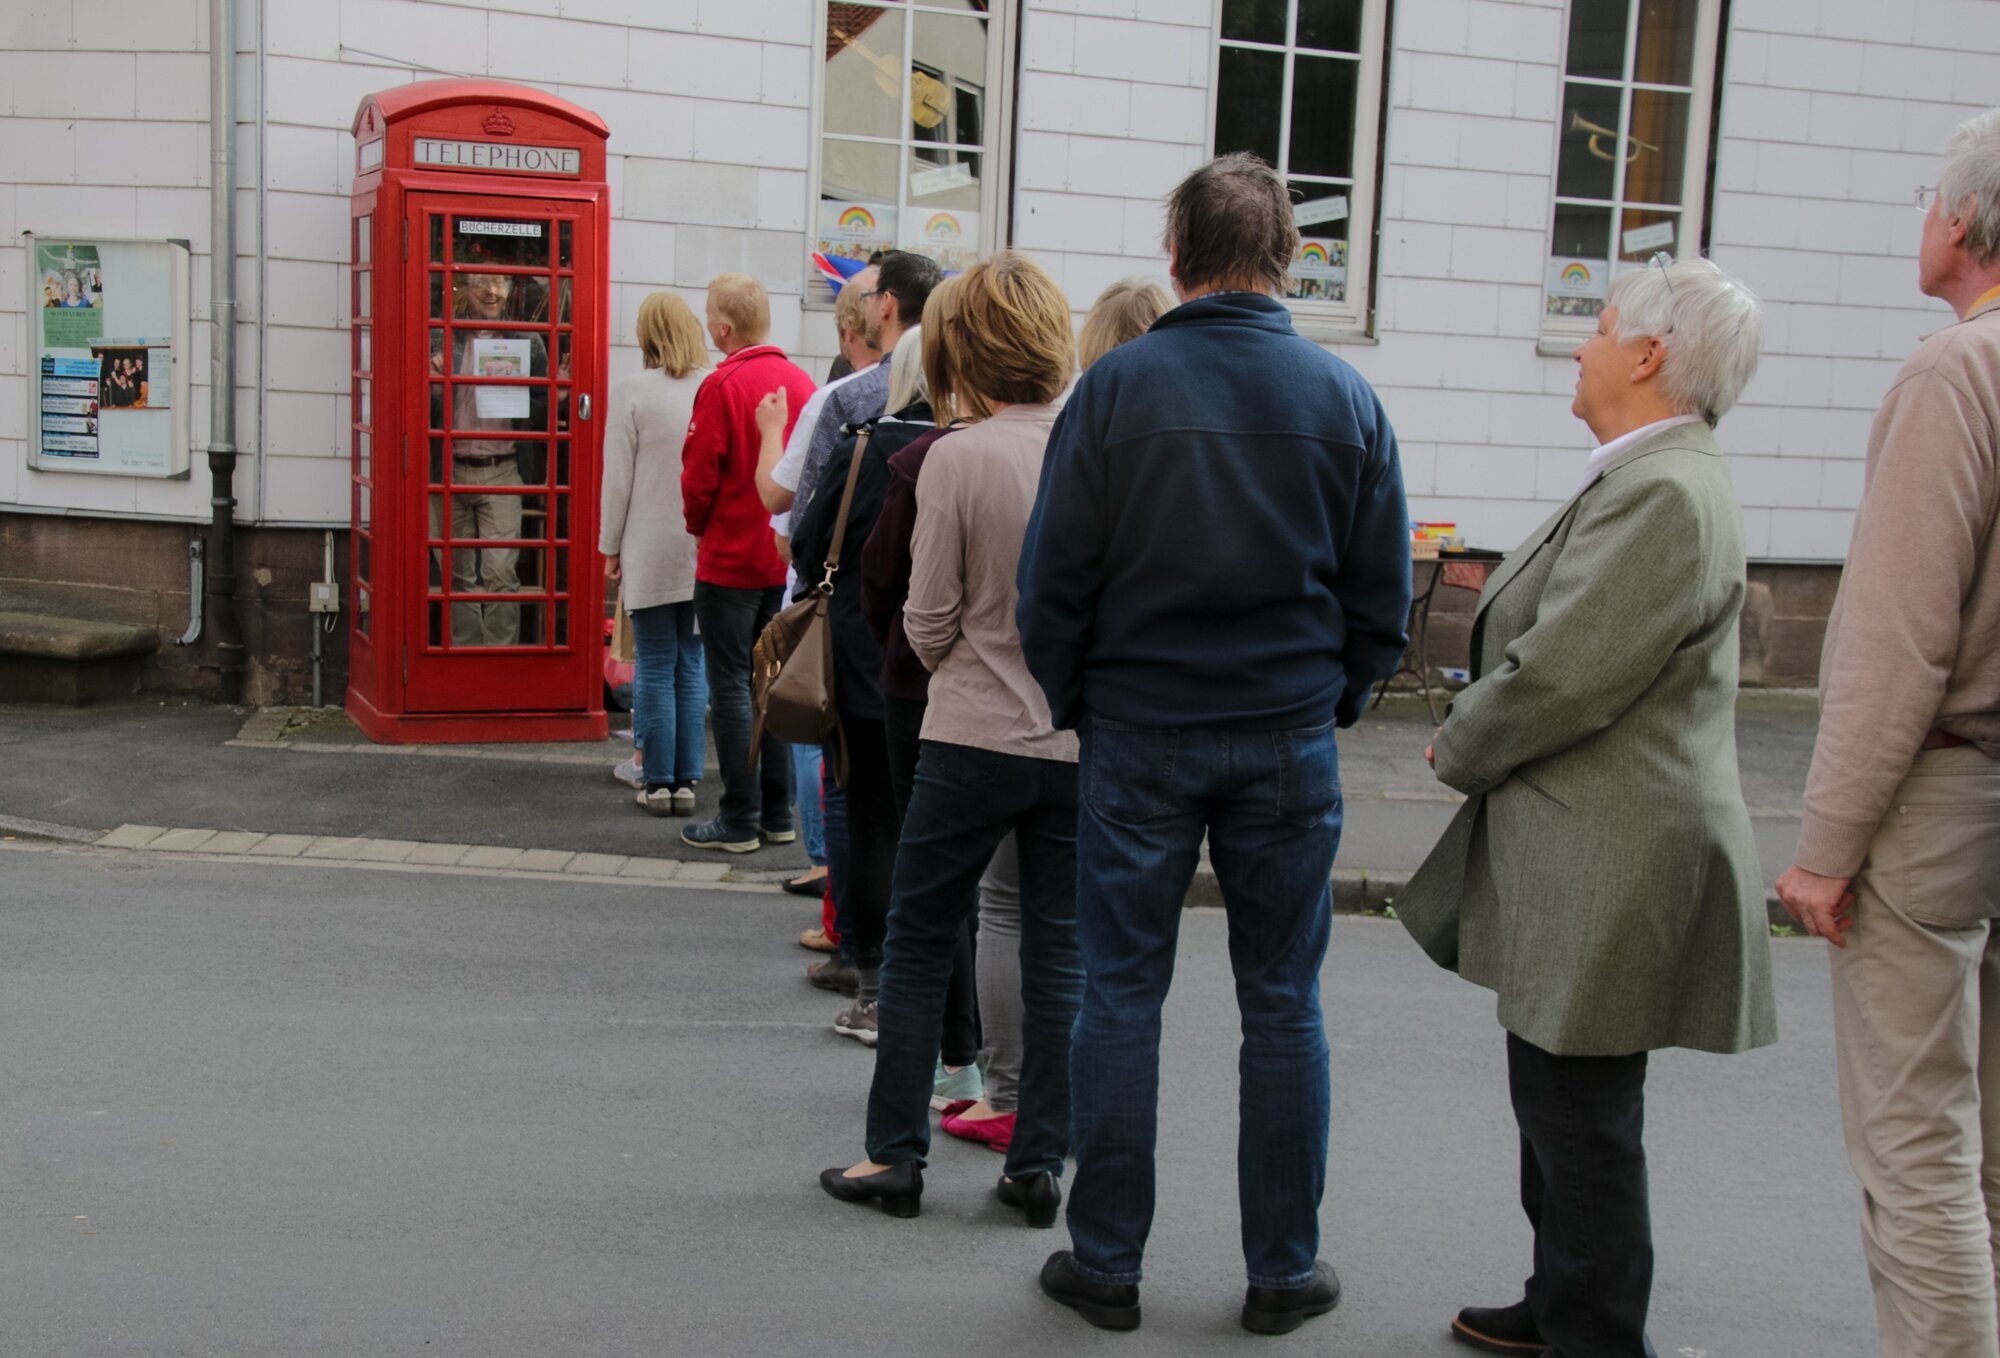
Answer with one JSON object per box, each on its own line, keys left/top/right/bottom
{"left": 692, "top": 582, "right": 791, "bottom": 837}
{"left": 790, "top": 742, "right": 827, "bottom": 865}
{"left": 628, "top": 601, "right": 706, "bottom": 790}
{"left": 1067, "top": 715, "right": 1341, "bottom": 1290}
{"left": 866, "top": 740, "right": 1081, "bottom": 1180}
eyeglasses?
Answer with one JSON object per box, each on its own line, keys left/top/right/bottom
{"left": 1916, "top": 185, "right": 1940, "bottom": 213}
{"left": 859, "top": 288, "right": 887, "bottom": 301}
{"left": 1649, "top": 250, "right": 1675, "bottom": 295}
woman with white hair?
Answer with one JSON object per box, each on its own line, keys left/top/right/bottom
{"left": 1392, "top": 256, "right": 1778, "bottom": 1358}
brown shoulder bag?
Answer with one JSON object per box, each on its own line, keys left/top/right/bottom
{"left": 748, "top": 428, "right": 871, "bottom": 786}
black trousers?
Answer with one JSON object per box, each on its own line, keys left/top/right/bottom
{"left": 1507, "top": 1032, "right": 1658, "bottom": 1358}
{"left": 839, "top": 711, "right": 897, "bottom": 983}
{"left": 884, "top": 696, "right": 981, "bottom": 1068}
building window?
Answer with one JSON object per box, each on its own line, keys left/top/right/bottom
{"left": 1543, "top": 0, "right": 1722, "bottom": 338}
{"left": 1210, "top": 0, "right": 1390, "bottom": 331}
{"left": 812, "top": 1, "right": 1017, "bottom": 289}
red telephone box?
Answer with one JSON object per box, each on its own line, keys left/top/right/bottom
{"left": 345, "top": 79, "right": 611, "bottom": 743}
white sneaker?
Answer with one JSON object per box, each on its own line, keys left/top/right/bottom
{"left": 636, "top": 787, "right": 676, "bottom": 816}
{"left": 613, "top": 756, "right": 644, "bottom": 789}
{"left": 671, "top": 785, "right": 697, "bottom": 815}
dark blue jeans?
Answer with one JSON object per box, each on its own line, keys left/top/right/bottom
{"left": 1067, "top": 715, "right": 1341, "bottom": 1290}
{"left": 628, "top": 600, "right": 706, "bottom": 790}
{"left": 865, "top": 740, "right": 1081, "bottom": 1180}
{"left": 692, "top": 582, "right": 791, "bottom": 838}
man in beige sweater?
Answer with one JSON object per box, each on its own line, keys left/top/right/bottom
{"left": 1778, "top": 109, "right": 2000, "bottom": 1358}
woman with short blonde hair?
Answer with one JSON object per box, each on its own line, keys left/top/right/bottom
{"left": 821, "top": 251, "right": 1084, "bottom": 1229}
{"left": 1077, "top": 277, "right": 1173, "bottom": 372}
{"left": 601, "top": 291, "right": 713, "bottom": 812}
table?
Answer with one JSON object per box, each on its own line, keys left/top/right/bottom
{"left": 1372, "top": 546, "right": 1507, "bottom": 722}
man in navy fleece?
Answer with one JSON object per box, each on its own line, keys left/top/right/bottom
{"left": 1018, "top": 153, "right": 1410, "bottom": 1336}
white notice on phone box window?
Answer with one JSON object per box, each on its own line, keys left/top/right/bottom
{"left": 471, "top": 337, "right": 532, "bottom": 419}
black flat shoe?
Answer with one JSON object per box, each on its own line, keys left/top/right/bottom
{"left": 818, "top": 1161, "right": 922, "bottom": 1218}
{"left": 1451, "top": 1301, "right": 1549, "bottom": 1354}
{"left": 995, "top": 1171, "right": 1061, "bottom": 1228}
{"left": 1039, "top": 1249, "right": 1140, "bottom": 1330}
{"left": 1242, "top": 1260, "right": 1341, "bottom": 1335}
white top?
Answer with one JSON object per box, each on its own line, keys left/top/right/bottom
{"left": 599, "top": 365, "right": 710, "bottom": 611}
{"left": 1578, "top": 414, "right": 1704, "bottom": 492}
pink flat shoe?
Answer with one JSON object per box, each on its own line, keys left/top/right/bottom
{"left": 941, "top": 1108, "right": 1015, "bottom": 1153}
{"left": 937, "top": 1099, "right": 976, "bottom": 1119}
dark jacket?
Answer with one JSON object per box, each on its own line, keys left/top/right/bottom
{"left": 859, "top": 424, "right": 958, "bottom": 703}
{"left": 791, "top": 407, "right": 935, "bottom": 723}
{"left": 1017, "top": 291, "right": 1411, "bottom": 731}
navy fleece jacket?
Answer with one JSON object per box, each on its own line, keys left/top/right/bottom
{"left": 1017, "top": 291, "right": 1411, "bottom": 731}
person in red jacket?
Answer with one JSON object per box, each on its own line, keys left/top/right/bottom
{"left": 680, "top": 273, "right": 816, "bottom": 852}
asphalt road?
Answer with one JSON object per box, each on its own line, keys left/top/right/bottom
{"left": 1, "top": 842, "right": 1868, "bottom": 1357}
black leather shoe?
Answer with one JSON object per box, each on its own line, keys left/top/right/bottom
{"left": 995, "top": 1171, "right": 1061, "bottom": 1228}
{"left": 1451, "top": 1301, "right": 1549, "bottom": 1354}
{"left": 1242, "top": 1260, "right": 1341, "bottom": 1335}
{"left": 817, "top": 1161, "right": 922, "bottom": 1218}
{"left": 1039, "top": 1250, "right": 1140, "bottom": 1330}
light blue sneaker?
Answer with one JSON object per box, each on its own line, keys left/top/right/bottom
{"left": 931, "top": 1059, "right": 985, "bottom": 1112}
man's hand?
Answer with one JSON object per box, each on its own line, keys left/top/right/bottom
{"left": 605, "top": 554, "right": 621, "bottom": 581}
{"left": 1776, "top": 864, "right": 1857, "bottom": 947}
{"left": 755, "top": 388, "right": 788, "bottom": 440}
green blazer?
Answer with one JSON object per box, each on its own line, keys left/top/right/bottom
{"left": 1395, "top": 422, "right": 1777, "bottom": 1057}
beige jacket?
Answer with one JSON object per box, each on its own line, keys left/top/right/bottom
{"left": 599, "top": 366, "right": 709, "bottom": 611}
{"left": 906, "top": 404, "right": 1078, "bottom": 763}
{"left": 1797, "top": 297, "right": 2000, "bottom": 877}
{"left": 1395, "top": 423, "right": 1776, "bottom": 1057}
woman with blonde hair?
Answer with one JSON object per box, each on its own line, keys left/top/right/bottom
{"left": 601, "top": 291, "right": 713, "bottom": 814}
{"left": 820, "top": 251, "right": 1081, "bottom": 1226}
{"left": 1077, "top": 277, "right": 1173, "bottom": 372}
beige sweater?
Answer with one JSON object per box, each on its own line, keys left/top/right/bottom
{"left": 906, "top": 404, "right": 1078, "bottom": 763}
{"left": 599, "top": 366, "right": 709, "bottom": 611}
{"left": 1798, "top": 296, "right": 2000, "bottom": 877}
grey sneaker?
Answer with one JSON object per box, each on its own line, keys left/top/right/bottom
{"left": 636, "top": 787, "right": 675, "bottom": 816}
{"left": 760, "top": 825, "right": 798, "bottom": 845}
{"left": 833, "top": 999, "right": 878, "bottom": 1046}
{"left": 613, "top": 756, "right": 644, "bottom": 789}
{"left": 931, "top": 1059, "right": 985, "bottom": 1111}
{"left": 680, "top": 818, "right": 761, "bottom": 853}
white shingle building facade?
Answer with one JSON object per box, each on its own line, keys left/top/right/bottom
{"left": 1, "top": 0, "right": 1993, "bottom": 701}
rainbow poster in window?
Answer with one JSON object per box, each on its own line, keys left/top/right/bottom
{"left": 1545, "top": 257, "right": 1608, "bottom": 318}
{"left": 1286, "top": 239, "right": 1348, "bottom": 303}
{"left": 816, "top": 201, "right": 897, "bottom": 265}
{"left": 905, "top": 209, "right": 980, "bottom": 271}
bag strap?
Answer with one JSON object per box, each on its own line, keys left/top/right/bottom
{"left": 815, "top": 428, "right": 873, "bottom": 596}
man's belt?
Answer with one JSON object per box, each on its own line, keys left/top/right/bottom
{"left": 1920, "top": 728, "right": 1974, "bottom": 751}
{"left": 453, "top": 453, "right": 513, "bottom": 468}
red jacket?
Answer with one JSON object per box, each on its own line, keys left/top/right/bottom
{"left": 681, "top": 344, "right": 816, "bottom": 589}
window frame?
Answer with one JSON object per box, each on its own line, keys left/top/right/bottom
{"left": 1538, "top": 0, "right": 1724, "bottom": 352}
{"left": 804, "top": 0, "right": 1019, "bottom": 307}
{"left": 1205, "top": 0, "right": 1392, "bottom": 338}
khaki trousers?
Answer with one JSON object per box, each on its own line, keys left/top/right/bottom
{"left": 428, "top": 459, "right": 522, "bottom": 647}
{"left": 1831, "top": 745, "right": 2000, "bottom": 1358}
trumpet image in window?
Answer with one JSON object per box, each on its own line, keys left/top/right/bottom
{"left": 1569, "top": 110, "right": 1660, "bottom": 163}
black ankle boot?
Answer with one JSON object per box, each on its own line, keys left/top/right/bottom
{"left": 995, "top": 1171, "right": 1061, "bottom": 1228}
{"left": 818, "top": 1161, "right": 922, "bottom": 1218}
{"left": 1451, "top": 1300, "right": 1549, "bottom": 1354}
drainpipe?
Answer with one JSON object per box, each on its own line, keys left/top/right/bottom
{"left": 207, "top": 0, "right": 245, "bottom": 703}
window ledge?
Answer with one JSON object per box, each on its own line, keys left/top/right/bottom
{"left": 1294, "top": 320, "right": 1377, "bottom": 346}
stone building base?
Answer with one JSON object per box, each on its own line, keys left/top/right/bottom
{"left": 2, "top": 511, "right": 1839, "bottom": 708}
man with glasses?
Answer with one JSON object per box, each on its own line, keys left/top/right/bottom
{"left": 1777, "top": 110, "right": 2000, "bottom": 1358}
{"left": 779, "top": 249, "right": 941, "bottom": 525}
{"left": 431, "top": 270, "right": 546, "bottom": 647}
